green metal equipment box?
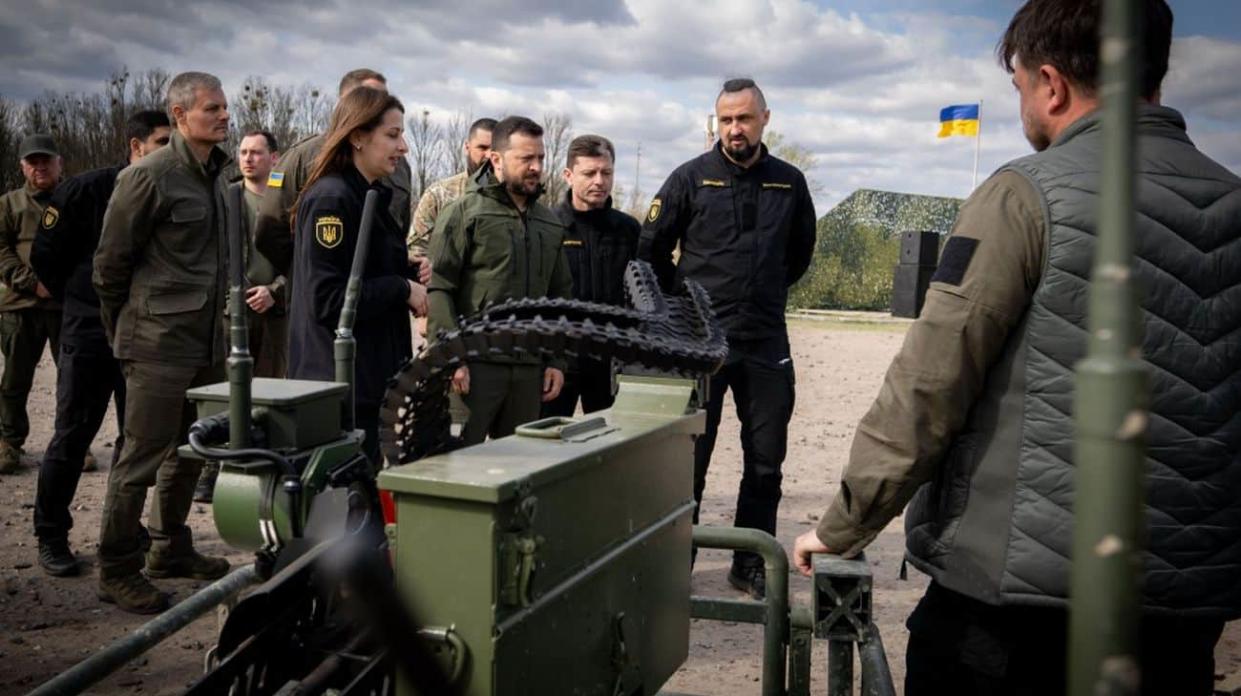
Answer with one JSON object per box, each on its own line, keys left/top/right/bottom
{"left": 379, "top": 376, "right": 703, "bottom": 695}
{"left": 185, "top": 378, "right": 347, "bottom": 450}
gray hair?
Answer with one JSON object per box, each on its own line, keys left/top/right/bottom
{"left": 167, "top": 71, "right": 222, "bottom": 116}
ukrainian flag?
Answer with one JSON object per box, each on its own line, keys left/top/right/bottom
{"left": 938, "top": 104, "right": 980, "bottom": 138}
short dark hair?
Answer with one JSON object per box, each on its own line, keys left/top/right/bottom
{"left": 490, "top": 116, "right": 543, "bottom": 153}
{"left": 998, "top": 0, "right": 1173, "bottom": 99}
{"left": 468, "top": 117, "right": 498, "bottom": 140}
{"left": 125, "top": 109, "right": 170, "bottom": 144}
{"left": 242, "top": 129, "right": 279, "bottom": 153}
{"left": 718, "top": 77, "right": 767, "bottom": 110}
{"left": 566, "top": 134, "right": 615, "bottom": 169}
{"left": 339, "top": 68, "right": 386, "bottom": 96}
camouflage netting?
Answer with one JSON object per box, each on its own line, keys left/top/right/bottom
{"left": 790, "top": 189, "right": 963, "bottom": 311}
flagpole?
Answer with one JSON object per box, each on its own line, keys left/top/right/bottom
{"left": 972, "top": 99, "right": 984, "bottom": 190}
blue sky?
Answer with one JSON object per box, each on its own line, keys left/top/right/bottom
{"left": 1, "top": 0, "right": 1238, "bottom": 215}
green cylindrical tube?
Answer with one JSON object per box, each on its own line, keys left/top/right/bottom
{"left": 1068, "top": 1, "right": 1147, "bottom": 694}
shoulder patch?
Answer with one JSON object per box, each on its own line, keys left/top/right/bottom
{"left": 41, "top": 206, "right": 60, "bottom": 230}
{"left": 315, "top": 214, "right": 344, "bottom": 249}
{"left": 267, "top": 171, "right": 285, "bottom": 189}
{"left": 646, "top": 198, "right": 662, "bottom": 224}
{"left": 931, "top": 236, "right": 979, "bottom": 286}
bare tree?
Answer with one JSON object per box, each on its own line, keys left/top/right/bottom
{"left": 541, "top": 112, "right": 573, "bottom": 203}
{"left": 765, "top": 130, "right": 823, "bottom": 196}
{"left": 441, "top": 109, "right": 473, "bottom": 176}
{"left": 406, "top": 109, "right": 446, "bottom": 199}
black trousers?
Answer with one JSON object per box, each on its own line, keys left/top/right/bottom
{"left": 694, "top": 334, "right": 795, "bottom": 570}
{"left": 905, "top": 582, "right": 1224, "bottom": 696}
{"left": 33, "top": 344, "right": 126, "bottom": 541}
{"left": 541, "top": 358, "right": 615, "bottom": 418}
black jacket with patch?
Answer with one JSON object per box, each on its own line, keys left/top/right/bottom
{"left": 638, "top": 142, "right": 816, "bottom": 340}
{"left": 32, "top": 164, "right": 124, "bottom": 355}
{"left": 288, "top": 165, "right": 412, "bottom": 411}
{"left": 554, "top": 192, "right": 640, "bottom": 308}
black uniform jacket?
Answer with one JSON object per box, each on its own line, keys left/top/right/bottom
{"left": 31, "top": 164, "right": 124, "bottom": 356}
{"left": 555, "top": 192, "right": 640, "bottom": 308}
{"left": 288, "top": 165, "right": 412, "bottom": 410}
{"left": 638, "top": 142, "right": 817, "bottom": 340}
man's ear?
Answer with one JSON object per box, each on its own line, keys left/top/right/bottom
{"left": 1041, "top": 64, "right": 1071, "bottom": 115}
{"left": 562, "top": 167, "right": 573, "bottom": 186}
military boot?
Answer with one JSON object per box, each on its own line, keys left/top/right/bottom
{"left": 145, "top": 547, "right": 229, "bottom": 581}
{"left": 0, "top": 441, "right": 21, "bottom": 474}
{"left": 192, "top": 462, "right": 219, "bottom": 503}
{"left": 38, "top": 538, "right": 81, "bottom": 577}
{"left": 98, "top": 573, "right": 169, "bottom": 614}
{"left": 727, "top": 562, "right": 767, "bottom": 601}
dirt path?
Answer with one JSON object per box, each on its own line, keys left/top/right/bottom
{"left": 1, "top": 320, "right": 1237, "bottom": 694}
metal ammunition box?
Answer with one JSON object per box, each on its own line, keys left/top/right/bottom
{"left": 185, "top": 378, "right": 347, "bottom": 450}
{"left": 379, "top": 376, "right": 703, "bottom": 695}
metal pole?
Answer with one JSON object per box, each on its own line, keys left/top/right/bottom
{"left": 691, "top": 526, "right": 788, "bottom": 696}
{"left": 858, "top": 629, "right": 895, "bottom": 696}
{"left": 334, "top": 188, "right": 379, "bottom": 433}
{"left": 971, "top": 99, "right": 983, "bottom": 190}
{"left": 27, "top": 565, "right": 259, "bottom": 696}
{"left": 226, "top": 184, "right": 252, "bottom": 449}
{"left": 1068, "top": 1, "right": 1146, "bottom": 695}
{"left": 827, "top": 640, "right": 854, "bottom": 696}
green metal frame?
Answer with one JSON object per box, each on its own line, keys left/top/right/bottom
{"left": 1068, "top": 1, "right": 1146, "bottom": 695}
{"left": 812, "top": 554, "right": 895, "bottom": 696}
{"left": 27, "top": 565, "right": 260, "bottom": 696}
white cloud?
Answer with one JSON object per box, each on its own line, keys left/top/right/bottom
{"left": 0, "top": 0, "right": 1237, "bottom": 214}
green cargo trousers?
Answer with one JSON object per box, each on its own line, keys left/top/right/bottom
{"left": 460, "top": 362, "right": 543, "bottom": 446}
{"left": 98, "top": 360, "right": 223, "bottom": 579}
{"left": 0, "top": 308, "right": 62, "bottom": 448}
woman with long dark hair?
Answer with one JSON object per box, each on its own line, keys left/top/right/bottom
{"left": 288, "top": 86, "right": 427, "bottom": 463}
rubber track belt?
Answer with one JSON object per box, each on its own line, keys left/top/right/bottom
{"left": 378, "top": 260, "right": 728, "bottom": 466}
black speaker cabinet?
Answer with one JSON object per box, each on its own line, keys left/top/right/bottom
{"left": 891, "top": 264, "right": 936, "bottom": 318}
{"left": 900, "top": 231, "right": 941, "bottom": 266}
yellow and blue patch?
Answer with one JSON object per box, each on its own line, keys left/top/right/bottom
{"left": 267, "top": 171, "right": 285, "bottom": 189}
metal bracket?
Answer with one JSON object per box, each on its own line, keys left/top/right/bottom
{"left": 812, "top": 553, "right": 873, "bottom": 642}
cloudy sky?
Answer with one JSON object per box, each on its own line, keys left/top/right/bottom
{"left": 2, "top": 0, "right": 1238, "bottom": 214}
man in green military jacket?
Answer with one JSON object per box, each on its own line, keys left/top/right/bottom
{"left": 93, "top": 71, "right": 233, "bottom": 614}
{"left": 0, "top": 134, "right": 63, "bottom": 473}
{"left": 428, "top": 115, "right": 573, "bottom": 445}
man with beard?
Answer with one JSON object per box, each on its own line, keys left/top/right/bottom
{"left": 639, "top": 78, "right": 817, "bottom": 600}
{"left": 541, "top": 134, "right": 639, "bottom": 417}
{"left": 408, "top": 116, "right": 496, "bottom": 259}
{"left": 427, "top": 115, "right": 573, "bottom": 445}
{"left": 794, "top": 2, "right": 1241, "bottom": 693}
{"left": 29, "top": 109, "right": 170, "bottom": 576}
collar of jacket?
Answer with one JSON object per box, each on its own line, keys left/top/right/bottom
{"left": 169, "top": 128, "right": 232, "bottom": 181}
{"left": 468, "top": 160, "right": 545, "bottom": 210}
{"left": 555, "top": 189, "right": 614, "bottom": 227}
{"left": 1049, "top": 103, "right": 1190, "bottom": 151}
{"left": 708, "top": 139, "right": 771, "bottom": 177}
{"left": 342, "top": 162, "right": 394, "bottom": 210}
{"left": 23, "top": 181, "right": 55, "bottom": 203}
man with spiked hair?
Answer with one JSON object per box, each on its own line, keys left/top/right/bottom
{"left": 93, "top": 71, "right": 233, "bottom": 613}
{"left": 640, "top": 77, "right": 817, "bottom": 600}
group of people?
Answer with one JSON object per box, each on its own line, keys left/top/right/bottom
{"left": 0, "top": 0, "right": 1238, "bottom": 692}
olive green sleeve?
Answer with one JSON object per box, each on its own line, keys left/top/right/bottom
{"left": 253, "top": 146, "right": 308, "bottom": 274}
{"left": 0, "top": 192, "right": 37, "bottom": 293}
{"left": 815, "top": 170, "right": 1046, "bottom": 557}
{"left": 426, "top": 201, "right": 467, "bottom": 338}
{"left": 94, "top": 166, "right": 160, "bottom": 341}
{"left": 545, "top": 243, "right": 574, "bottom": 373}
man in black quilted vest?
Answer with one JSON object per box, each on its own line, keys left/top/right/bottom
{"left": 792, "top": 1, "right": 1241, "bottom": 694}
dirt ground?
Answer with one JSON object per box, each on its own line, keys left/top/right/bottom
{"left": 1, "top": 318, "right": 1238, "bottom": 694}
